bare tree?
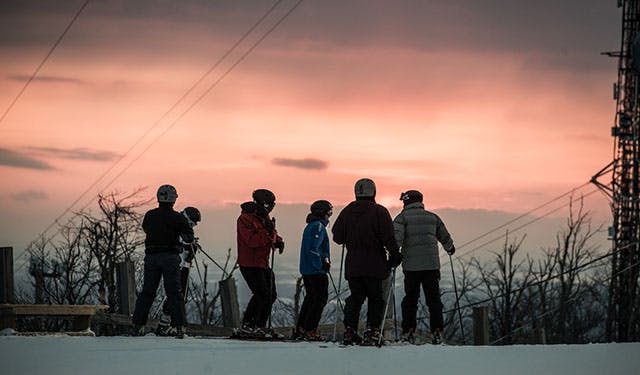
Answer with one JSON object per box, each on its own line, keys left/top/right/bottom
{"left": 25, "top": 189, "right": 148, "bottom": 313}
{"left": 536, "top": 196, "right": 604, "bottom": 343}
{"left": 472, "top": 233, "right": 535, "bottom": 344}
{"left": 77, "top": 190, "right": 148, "bottom": 312}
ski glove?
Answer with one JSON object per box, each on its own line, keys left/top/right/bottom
{"left": 389, "top": 252, "right": 403, "bottom": 268}
{"left": 322, "top": 258, "right": 331, "bottom": 272}
{"left": 274, "top": 238, "right": 285, "bottom": 254}
{"left": 446, "top": 246, "right": 456, "bottom": 256}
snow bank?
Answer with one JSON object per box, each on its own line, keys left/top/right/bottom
{"left": 0, "top": 336, "right": 638, "bottom": 375}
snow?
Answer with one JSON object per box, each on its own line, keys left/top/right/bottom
{"left": 0, "top": 336, "right": 638, "bottom": 375}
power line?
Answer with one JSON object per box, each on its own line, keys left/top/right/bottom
{"left": 441, "top": 187, "right": 601, "bottom": 267}
{"left": 455, "top": 181, "right": 591, "bottom": 252}
{"left": 441, "top": 240, "right": 638, "bottom": 315}
{"left": 14, "top": 0, "right": 305, "bottom": 273}
{"left": 14, "top": 0, "right": 286, "bottom": 269}
{"left": 0, "top": 0, "right": 91, "bottom": 128}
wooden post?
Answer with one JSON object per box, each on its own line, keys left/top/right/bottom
{"left": 473, "top": 306, "right": 490, "bottom": 345}
{"left": 0, "top": 247, "right": 14, "bottom": 304}
{"left": 34, "top": 269, "right": 45, "bottom": 304}
{"left": 116, "top": 261, "right": 136, "bottom": 315}
{"left": 219, "top": 277, "right": 241, "bottom": 328}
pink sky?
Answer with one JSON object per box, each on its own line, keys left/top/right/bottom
{"left": 0, "top": 1, "right": 619, "bottom": 255}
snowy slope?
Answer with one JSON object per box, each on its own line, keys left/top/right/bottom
{"left": 1, "top": 336, "right": 638, "bottom": 375}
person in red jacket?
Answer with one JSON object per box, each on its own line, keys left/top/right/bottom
{"left": 235, "top": 189, "right": 284, "bottom": 338}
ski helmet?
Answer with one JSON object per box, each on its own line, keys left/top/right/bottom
{"left": 252, "top": 189, "right": 276, "bottom": 212}
{"left": 157, "top": 184, "right": 178, "bottom": 203}
{"left": 399, "top": 190, "right": 423, "bottom": 206}
{"left": 354, "top": 178, "right": 376, "bottom": 198}
{"left": 310, "top": 200, "right": 333, "bottom": 218}
{"left": 182, "top": 206, "right": 201, "bottom": 227}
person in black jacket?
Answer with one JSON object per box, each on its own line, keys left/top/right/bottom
{"left": 132, "top": 184, "right": 194, "bottom": 338}
{"left": 332, "top": 178, "right": 402, "bottom": 345}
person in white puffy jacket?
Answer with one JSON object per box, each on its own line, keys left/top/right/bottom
{"left": 393, "top": 190, "right": 455, "bottom": 344}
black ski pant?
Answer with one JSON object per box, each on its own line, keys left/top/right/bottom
{"left": 343, "top": 276, "right": 385, "bottom": 330}
{"left": 296, "top": 274, "right": 329, "bottom": 332}
{"left": 132, "top": 252, "right": 186, "bottom": 327}
{"left": 161, "top": 267, "right": 190, "bottom": 323}
{"left": 240, "top": 266, "right": 277, "bottom": 328}
{"left": 401, "top": 269, "right": 443, "bottom": 333}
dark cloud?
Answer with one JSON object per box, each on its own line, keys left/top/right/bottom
{"left": 11, "top": 189, "right": 47, "bottom": 202}
{"left": 0, "top": 148, "right": 52, "bottom": 170}
{"left": 272, "top": 157, "right": 328, "bottom": 170}
{"left": 28, "top": 147, "right": 119, "bottom": 161}
{"left": 7, "top": 74, "right": 83, "bottom": 84}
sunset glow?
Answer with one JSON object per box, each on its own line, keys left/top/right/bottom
{"left": 0, "top": 1, "right": 619, "bottom": 255}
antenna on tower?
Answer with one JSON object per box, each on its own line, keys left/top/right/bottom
{"left": 592, "top": 0, "right": 640, "bottom": 342}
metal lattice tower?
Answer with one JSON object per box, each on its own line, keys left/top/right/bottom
{"left": 593, "top": 0, "right": 640, "bottom": 342}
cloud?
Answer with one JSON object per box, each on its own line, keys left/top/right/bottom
{"left": 27, "top": 147, "right": 119, "bottom": 161}
{"left": 11, "top": 189, "right": 47, "bottom": 202}
{"left": 0, "top": 148, "right": 52, "bottom": 170}
{"left": 7, "top": 74, "right": 83, "bottom": 84}
{"left": 272, "top": 157, "right": 328, "bottom": 170}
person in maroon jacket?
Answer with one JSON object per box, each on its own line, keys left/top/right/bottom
{"left": 332, "top": 178, "right": 402, "bottom": 345}
{"left": 235, "top": 189, "right": 285, "bottom": 338}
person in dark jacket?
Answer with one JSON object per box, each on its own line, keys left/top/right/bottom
{"left": 235, "top": 189, "right": 284, "bottom": 338}
{"left": 332, "top": 178, "right": 402, "bottom": 345}
{"left": 132, "top": 184, "right": 194, "bottom": 338}
{"left": 393, "top": 190, "right": 455, "bottom": 344}
{"left": 155, "top": 206, "right": 201, "bottom": 336}
{"left": 293, "top": 200, "right": 333, "bottom": 341}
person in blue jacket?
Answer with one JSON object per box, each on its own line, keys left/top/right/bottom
{"left": 293, "top": 200, "right": 333, "bottom": 341}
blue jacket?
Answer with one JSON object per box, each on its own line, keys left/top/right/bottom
{"left": 299, "top": 215, "right": 330, "bottom": 275}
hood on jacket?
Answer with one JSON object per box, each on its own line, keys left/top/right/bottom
{"left": 240, "top": 201, "right": 257, "bottom": 213}
{"left": 348, "top": 199, "right": 377, "bottom": 217}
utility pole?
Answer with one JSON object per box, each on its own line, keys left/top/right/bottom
{"left": 592, "top": 0, "right": 640, "bottom": 342}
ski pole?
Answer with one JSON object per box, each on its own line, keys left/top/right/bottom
{"left": 392, "top": 272, "right": 398, "bottom": 341}
{"left": 267, "top": 247, "right": 276, "bottom": 329}
{"left": 332, "top": 244, "right": 346, "bottom": 342}
{"left": 377, "top": 268, "right": 396, "bottom": 347}
{"left": 327, "top": 271, "right": 345, "bottom": 314}
{"left": 194, "top": 243, "right": 228, "bottom": 278}
{"left": 449, "top": 254, "right": 466, "bottom": 344}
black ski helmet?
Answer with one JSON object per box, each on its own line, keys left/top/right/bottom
{"left": 354, "top": 178, "right": 376, "bottom": 198}
{"left": 182, "top": 206, "right": 201, "bottom": 227}
{"left": 157, "top": 184, "right": 178, "bottom": 203}
{"left": 252, "top": 189, "right": 276, "bottom": 212}
{"left": 400, "top": 190, "right": 423, "bottom": 206}
{"left": 310, "top": 200, "right": 333, "bottom": 218}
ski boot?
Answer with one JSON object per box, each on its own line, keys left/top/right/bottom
{"left": 174, "top": 326, "right": 185, "bottom": 339}
{"left": 401, "top": 328, "right": 416, "bottom": 344}
{"left": 360, "top": 327, "right": 382, "bottom": 346}
{"left": 155, "top": 313, "right": 172, "bottom": 336}
{"left": 432, "top": 329, "right": 442, "bottom": 345}
{"left": 232, "top": 325, "right": 256, "bottom": 339}
{"left": 304, "top": 329, "right": 326, "bottom": 342}
{"left": 342, "top": 326, "right": 362, "bottom": 346}
{"left": 131, "top": 324, "right": 145, "bottom": 337}
{"left": 291, "top": 327, "right": 306, "bottom": 341}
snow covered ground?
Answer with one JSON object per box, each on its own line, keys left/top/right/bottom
{"left": 1, "top": 336, "right": 638, "bottom": 375}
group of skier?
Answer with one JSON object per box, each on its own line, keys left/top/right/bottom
{"left": 131, "top": 178, "right": 455, "bottom": 346}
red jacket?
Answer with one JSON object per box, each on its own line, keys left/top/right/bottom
{"left": 237, "top": 202, "right": 281, "bottom": 268}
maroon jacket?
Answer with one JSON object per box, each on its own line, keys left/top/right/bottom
{"left": 332, "top": 198, "right": 400, "bottom": 280}
{"left": 237, "top": 202, "right": 281, "bottom": 268}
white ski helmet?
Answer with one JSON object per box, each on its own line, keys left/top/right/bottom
{"left": 157, "top": 184, "right": 178, "bottom": 203}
